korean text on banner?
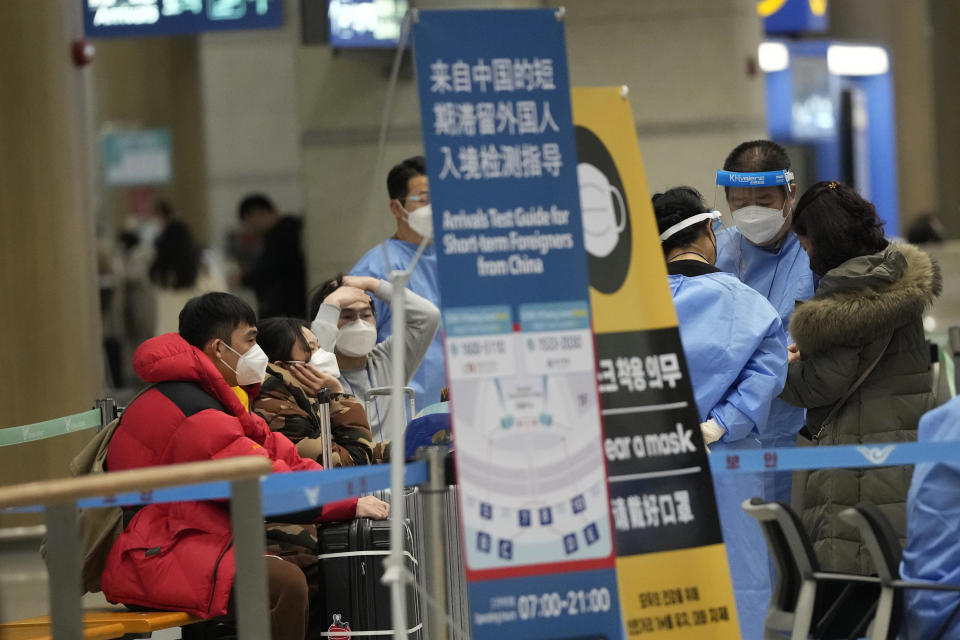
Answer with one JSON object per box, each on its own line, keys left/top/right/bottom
{"left": 573, "top": 87, "right": 741, "bottom": 639}
{"left": 413, "top": 10, "right": 623, "bottom": 640}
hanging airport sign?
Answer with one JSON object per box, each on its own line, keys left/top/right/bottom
{"left": 413, "top": 9, "right": 624, "bottom": 640}
{"left": 759, "top": 0, "right": 828, "bottom": 35}
{"left": 574, "top": 86, "right": 741, "bottom": 638}
{"left": 82, "top": 0, "right": 282, "bottom": 38}
{"left": 101, "top": 128, "right": 172, "bottom": 186}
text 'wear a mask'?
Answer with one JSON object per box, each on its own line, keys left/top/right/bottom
{"left": 336, "top": 320, "right": 378, "bottom": 357}
{"left": 732, "top": 205, "right": 788, "bottom": 245}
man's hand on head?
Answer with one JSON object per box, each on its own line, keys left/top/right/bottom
{"left": 341, "top": 275, "right": 380, "bottom": 294}
{"left": 323, "top": 285, "right": 369, "bottom": 310}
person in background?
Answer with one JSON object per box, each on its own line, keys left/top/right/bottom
{"left": 254, "top": 316, "right": 387, "bottom": 465}
{"left": 715, "top": 140, "right": 815, "bottom": 505}
{"left": 905, "top": 211, "right": 946, "bottom": 245}
{"left": 101, "top": 292, "right": 388, "bottom": 639}
{"left": 654, "top": 186, "right": 788, "bottom": 640}
{"left": 901, "top": 395, "right": 960, "bottom": 639}
{"left": 782, "top": 182, "right": 940, "bottom": 569}
{"left": 309, "top": 274, "right": 440, "bottom": 442}
{"left": 238, "top": 194, "right": 307, "bottom": 318}
{"left": 149, "top": 201, "right": 226, "bottom": 335}
{"left": 349, "top": 156, "right": 444, "bottom": 411}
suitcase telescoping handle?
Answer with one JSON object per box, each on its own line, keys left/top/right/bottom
{"left": 364, "top": 386, "right": 417, "bottom": 427}
{"left": 317, "top": 387, "right": 333, "bottom": 470}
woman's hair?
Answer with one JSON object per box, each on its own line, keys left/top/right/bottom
{"left": 652, "top": 186, "right": 711, "bottom": 256}
{"left": 791, "top": 181, "right": 888, "bottom": 276}
{"left": 149, "top": 220, "right": 200, "bottom": 289}
{"left": 256, "top": 317, "right": 311, "bottom": 362}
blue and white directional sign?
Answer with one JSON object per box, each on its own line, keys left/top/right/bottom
{"left": 414, "top": 9, "right": 624, "bottom": 640}
{"left": 83, "top": 0, "right": 282, "bottom": 38}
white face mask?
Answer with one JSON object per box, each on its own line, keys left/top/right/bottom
{"left": 731, "top": 205, "right": 788, "bottom": 245}
{"left": 220, "top": 342, "right": 269, "bottom": 386}
{"left": 578, "top": 163, "right": 627, "bottom": 258}
{"left": 402, "top": 203, "right": 433, "bottom": 240}
{"left": 336, "top": 320, "right": 378, "bottom": 358}
{"left": 308, "top": 347, "right": 341, "bottom": 378}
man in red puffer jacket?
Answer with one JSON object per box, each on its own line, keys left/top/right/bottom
{"left": 101, "top": 292, "right": 389, "bottom": 640}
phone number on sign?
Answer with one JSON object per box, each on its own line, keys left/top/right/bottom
{"left": 532, "top": 334, "right": 582, "bottom": 352}
{"left": 517, "top": 588, "right": 612, "bottom": 619}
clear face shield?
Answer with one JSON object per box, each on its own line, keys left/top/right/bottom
{"left": 713, "top": 169, "right": 796, "bottom": 246}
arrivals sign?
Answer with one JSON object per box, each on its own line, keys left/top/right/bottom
{"left": 413, "top": 10, "right": 623, "bottom": 640}
{"left": 574, "top": 87, "right": 740, "bottom": 638}
{"left": 83, "top": 0, "right": 282, "bottom": 38}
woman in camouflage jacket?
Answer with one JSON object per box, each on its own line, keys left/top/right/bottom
{"left": 254, "top": 317, "right": 388, "bottom": 466}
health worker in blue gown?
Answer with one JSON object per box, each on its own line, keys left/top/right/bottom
{"left": 349, "top": 156, "right": 444, "bottom": 413}
{"left": 714, "top": 141, "right": 815, "bottom": 504}
{"left": 655, "top": 186, "right": 789, "bottom": 640}
{"left": 901, "top": 396, "right": 960, "bottom": 639}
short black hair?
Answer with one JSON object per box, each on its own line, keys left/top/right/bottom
{"left": 238, "top": 194, "right": 277, "bottom": 221}
{"left": 791, "top": 181, "right": 888, "bottom": 276}
{"left": 256, "top": 317, "right": 311, "bottom": 362}
{"left": 308, "top": 274, "right": 377, "bottom": 321}
{"left": 179, "top": 292, "right": 257, "bottom": 349}
{"left": 387, "top": 156, "right": 426, "bottom": 202}
{"left": 723, "top": 139, "right": 792, "bottom": 173}
{"left": 652, "top": 186, "right": 712, "bottom": 257}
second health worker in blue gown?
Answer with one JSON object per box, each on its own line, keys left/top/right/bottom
{"left": 655, "top": 186, "right": 789, "bottom": 640}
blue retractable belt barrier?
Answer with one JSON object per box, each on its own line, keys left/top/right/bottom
{"left": 2, "top": 460, "right": 429, "bottom": 514}
{"left": 707, "top": 440, "right": 960, "bottom": 473}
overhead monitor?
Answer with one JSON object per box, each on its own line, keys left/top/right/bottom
{"left": 328, "top": 0, "right": 408, "bottom": 48}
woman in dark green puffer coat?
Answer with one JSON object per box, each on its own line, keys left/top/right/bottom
{"left": 781, "top": 181, "right": 941, "bottom": 575}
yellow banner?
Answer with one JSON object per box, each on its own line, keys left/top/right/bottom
{"left": 572, "top": 86, "right": 740, "bottom": 638}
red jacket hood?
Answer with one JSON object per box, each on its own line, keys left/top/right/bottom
{"left": 133, "top": 333, "right": 260, "bottom": 416}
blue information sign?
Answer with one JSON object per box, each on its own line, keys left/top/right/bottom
{"left": 414, "top": 9, "right": 624, "bottom": 640}
{"left": 83, "top": 0, "right": 282, "bottom": 38}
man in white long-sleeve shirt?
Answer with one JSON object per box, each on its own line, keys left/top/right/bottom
{"left": 310, "top": 275, "right": 441, "bottom": 441}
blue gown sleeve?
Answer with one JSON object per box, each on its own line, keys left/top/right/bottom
{"left": 711, "top": 317, "right": 788, "bottom": 443}
{"left": 902, "top": 402, "right": 960, "bottom": 638}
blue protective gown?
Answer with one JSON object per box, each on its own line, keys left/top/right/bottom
{"left": 669, "top": 262, "right": 789, "bottom": 640}
{"left": 716, "top": 228, "right": 815, "bottom": 502}
{"left": 350, "top": 238, "right": 444, "bottom": 412}
{"left": 900, "top": 396, "right": 960, "bottom": 639}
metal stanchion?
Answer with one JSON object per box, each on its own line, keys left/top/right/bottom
{"left": 44, "top": 503, "right": 83, "bottom": 640}
{"left": 94, "top": 397, "right": 118, "bottom": 432}
{"left": 420, "top": 447, "right": 449, "bottom": 640}
{"left": 230, "top": 477, "right": 271, "bottom": 640}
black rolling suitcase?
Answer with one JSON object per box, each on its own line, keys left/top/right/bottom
{"left": 316, "top": 517, "right": 422, "bottom": 639}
